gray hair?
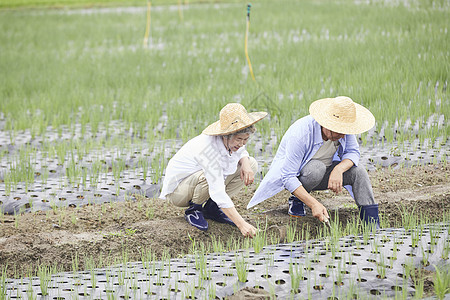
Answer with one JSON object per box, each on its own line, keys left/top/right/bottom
{"left": 223, "top": 125, "right": 256, "bottom": 139}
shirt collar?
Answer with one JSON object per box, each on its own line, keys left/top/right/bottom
{"left": 312, "top": 120, "right": 324, "bottom": 146}
{"left": 215, "top": 136, "right": 232, "bottom": 156}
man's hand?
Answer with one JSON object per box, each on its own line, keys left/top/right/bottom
{"left": 311, "top": 202, "right": 329, "bottom": 222}
{"left": 328, "top": 167, "right": 343, "bottom": 193}
{"left": 240, "top": 159, "right": 254, "bottom": 186}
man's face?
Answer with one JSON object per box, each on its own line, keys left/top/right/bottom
{"left": 321, "top": 127, "right": 345, "bottom": 141}
{"left": 225, "top": 133, "right": 250, "bottom": 152}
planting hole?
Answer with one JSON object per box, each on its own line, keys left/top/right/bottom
{"left": 362, "top": 268, "right": 373, "bottom": 272}
{"left": 391, "top": 286, "right": 402, "bottom": 291}
{"left": 77, "top": 195, "right": 84, "bottom": 199}
{"left": 216, "top": 282, "right": 226, "bottom": 287}
{"left": 275, "top": 279, "right": 285, "bottom": 285}
{"left": 320, "top": 273, "right": 329, "bottom": 278}
{"left": 313, "top": 285, "right": 324, "bottom": 290}
{"left": 357, "top": 278, "right": 367, "bottom": 282}
{"left": 370, "top": 289, "right": 381, "bottom": 295}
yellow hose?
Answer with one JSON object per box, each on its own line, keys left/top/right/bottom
{"left": 245, "top": 7, "right": 256, "bottom": 81}
{"left": 143, "top": 0, "right": 151, "bottom": 48}
{"left": 178, "top": 0, "right": 184, "bottom": 21}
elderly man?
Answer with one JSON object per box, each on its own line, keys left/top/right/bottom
{"left": 160, "top": 103, "right": 267, "bottom": 237}
{"left": 248, "top": 96, "right": 379, "bottom": 228}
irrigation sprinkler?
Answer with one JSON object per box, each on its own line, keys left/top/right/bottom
{"left": 143, "top": 0, "right": 151, "bottom": 48}
{"left": 244, "top": 4, "right": 255, "bottom": 81}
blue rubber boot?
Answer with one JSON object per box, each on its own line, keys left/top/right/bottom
{"left": 359, "top": 204, "right": 380, "bottom": 230}
{"left": 288, "top": 196, "right": 306, "bottom": 217}
{"left": 185, "top": 201, "right": 208, "bottom": 231}
{"left": 203, "top": 199, "right": 236, "bottom": 227}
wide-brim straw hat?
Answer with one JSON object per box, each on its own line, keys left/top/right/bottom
{"left": 202, "top": 103, "right": 268, "bottom": 136}
{"left": 309, "top": 96, "right": 375, "bottom": 135}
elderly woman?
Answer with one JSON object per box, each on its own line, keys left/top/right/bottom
{"left": 159, "top": 103, "right": 267, "bottom": 237}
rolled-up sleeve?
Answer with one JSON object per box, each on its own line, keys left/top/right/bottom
{"left": 239, "top": 149, "right": 250, "bottom": 160}
{"left": 341, "top": 135, "right": 360, "bottom": 166}
{"left": 280, "top": 135, "right": 306, "bottom": 193}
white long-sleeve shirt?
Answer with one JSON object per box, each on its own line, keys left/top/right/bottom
{"left": 159, "top": 134, "right": 249, "bottom": 208}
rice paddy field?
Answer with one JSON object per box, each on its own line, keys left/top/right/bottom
{"left": 0, "top": 0, "right": 449, "bottom": 299}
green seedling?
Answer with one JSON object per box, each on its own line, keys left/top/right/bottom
{"left": 37, "top": 265, "right": 53, "bottom": 296}
{"left": 376, "top": 254, "right": 387, "bottom": 279}
{"left": 433, "top": 264, "right": 450, "bottom": 300}
{"left": 286, "top": 221, "right": 297, "bottom": 243}
{"left": 289, "top": 262, "right": 303, "bottom": 294}
{"left": 252, "top": 222, "right": 267, "bottom": 253}
{"left": 235, "top": 252, "right": 249, "bottom": 283}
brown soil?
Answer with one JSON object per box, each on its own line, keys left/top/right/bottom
{"left": 0, "top": 163, "right": 449, "bottom": 295}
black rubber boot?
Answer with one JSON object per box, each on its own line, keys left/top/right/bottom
{"left": 359, "top": 204, "right": 380, "bottom": 230}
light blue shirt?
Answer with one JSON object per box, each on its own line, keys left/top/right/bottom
{"left": 248, "top": 115, "right": 360, "bottom": 208}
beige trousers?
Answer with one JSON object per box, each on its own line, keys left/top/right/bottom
{"left": 167, "top": 157, "right": 258, "bottom": 207}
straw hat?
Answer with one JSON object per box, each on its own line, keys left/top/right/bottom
{"left": 202, "top": 103, "right": 267, "bottom": 136}
{"left": 309, "top": 96, "right": 375, "bottom": 135}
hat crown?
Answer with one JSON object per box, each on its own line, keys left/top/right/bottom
{"left": 219, "top": 103, "right": 251, "bottom": 130}
{"left": 329, "top": 96, "right": 356, "bottom": 124}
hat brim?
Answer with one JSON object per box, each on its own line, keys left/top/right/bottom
{"left": 202, "top": 111, "right": 268, "bottom": 136}
{"left": 309, "top": 99, "right": 375, "bottom": 135}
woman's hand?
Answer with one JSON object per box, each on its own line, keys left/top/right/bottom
{"left": 240, "top": 158, "right": 254, "bottom": 186}
{"left": 238, "top": 221, "right": 257, "bottom": 238}
{"left": 222, "top": 206, "right": 257, "bottom": 238}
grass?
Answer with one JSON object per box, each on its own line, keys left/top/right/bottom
{"left": 0, "top": 0, "right": 449, "bottom": 298}
{"left": 0, "top": 0, "right": 448, "bottom": 201}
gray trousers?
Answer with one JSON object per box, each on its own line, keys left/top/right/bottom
{"left": 298, "top": 160, "right": 375, "bottom": 206}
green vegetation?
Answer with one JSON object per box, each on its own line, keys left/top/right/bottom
{"left": 0, "top": 0, "right": 239, "bottom": 10}
{"left": 1, "top": 0, "right": 448, "bottom": 203}
{"left": 0, "top": 0, "right": 449, "bottom": 297}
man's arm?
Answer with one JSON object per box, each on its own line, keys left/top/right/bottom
{"left": 292, "top": 185, "right": 329, "bottom": 222}
{"left": 328, "top": 158, "right": 354, "bottom": 193}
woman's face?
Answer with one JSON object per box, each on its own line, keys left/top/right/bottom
{"left": 223, "top": 133, "right": 251, "bottom": 152}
